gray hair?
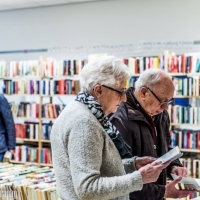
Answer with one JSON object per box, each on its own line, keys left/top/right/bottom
{"left": 80, "top": 56, "right": 130, "bottom": 92}
{"left": 135, "top": 68, "right": 171, "bottom": 91}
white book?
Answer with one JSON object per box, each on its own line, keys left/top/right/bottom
{"left": 153, "top": 146, "right": 183, "bottom": 164}
{"left": 128, "top": 57, "right": 135, "bottom": 76}
{"left": 171, "top": 173, "right": 200, "bottom": 191}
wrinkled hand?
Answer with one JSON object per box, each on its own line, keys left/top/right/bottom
{"left": 171, "top": 166, "right": 187, "bottom": 177}
{"left": 164, "top": 176, "right": 194, "bottom": 198}
{"left": 135, "top": 156, "right": 156, "bottom": 170}
{"left": 139, "top": 161, "right": 170, "bottom": 184}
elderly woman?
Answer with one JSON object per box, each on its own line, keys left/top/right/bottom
{"left": 50, "top": 56, "right": 169, "bottom": 200}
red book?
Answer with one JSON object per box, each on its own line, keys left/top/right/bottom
{"left": 20, "top": 124, "right": 25, "bottom": 139}
{"left": 197, "top": 132, "right": 200, "bottom": 149}
{"left": 15, "top": 124, "right": 19, "bottom": 138}
{"left": 36, "top": 104, "right": 39, "bottom": 118}
{"left": 58, "top": 80, "right": 64, "bottom": 94}
{"left": 15, "top": 82, "right": 18, "bottom": 94}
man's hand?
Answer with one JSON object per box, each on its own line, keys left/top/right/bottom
{"left": 171, "top": 166, "right": 187, "bottom": 177}
{"left": 139, "top": 161, "right": 170, "bottom": 184}
{"left": 164, "top": 176, "right": 194, "bottom": 198}
{"left": 135, "top": 156, "right": 156, "bottom": 170}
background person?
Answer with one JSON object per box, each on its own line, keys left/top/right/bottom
{"left": 0, "top": 94, "right": 15, "bottom": 161}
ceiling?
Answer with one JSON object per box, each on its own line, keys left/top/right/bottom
{"left": 0, "top": 0, "right": 104, "bottom": 11}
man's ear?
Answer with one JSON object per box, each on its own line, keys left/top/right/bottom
{"left": 140, "top": 87, "right": 147, "bottom": 99}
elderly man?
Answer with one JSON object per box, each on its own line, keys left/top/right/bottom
{"left": 110, "top": 68, "right": 191, "bottom": 200}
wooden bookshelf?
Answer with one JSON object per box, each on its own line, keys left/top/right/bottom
{"left": 41, "top": 140, "right": 51, "bottom": 143}
{"left": 41, "top": 118, "right": 56, "bottom": 121}
{"left": 16, "top": 138, "right": 39, "bottom": 142}
{"left": 131, "top": 72, "right": 200, "bottom": 77}
{"left": 171, "top": 123, "right": 200, "bottom": 126}
{"left": 174, "top": 95, "right": 200, "bottom": 98}
{"left": 180, "top": 149, "right": 200, "bottom": 153}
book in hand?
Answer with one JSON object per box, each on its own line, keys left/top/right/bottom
{"left": 153, "top": 146, "right": 183, "bottom": 164}
{"left": 171, "top": 173, "right": 200, "bottom": 191}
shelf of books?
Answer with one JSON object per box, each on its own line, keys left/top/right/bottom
{"left": 126, "top": 52, "right": 200, "bottom": 200}
{"left": 0, "top": 58, "right": 88, "bottom": 167}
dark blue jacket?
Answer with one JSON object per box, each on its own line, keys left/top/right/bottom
{"left": 0, "top": 94, "right": 15, "bottom": 153}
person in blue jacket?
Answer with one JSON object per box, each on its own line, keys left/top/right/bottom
{"left": 0, "top": 94, "right": 15, "bottom": 161}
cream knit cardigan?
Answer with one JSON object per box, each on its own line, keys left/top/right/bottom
{"left": 50, "top": 101, "right": 143, "bottom": 200}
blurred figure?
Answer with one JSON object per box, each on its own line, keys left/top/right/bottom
{"left": 0, "top": 94, "right": 15, "bottom": 161}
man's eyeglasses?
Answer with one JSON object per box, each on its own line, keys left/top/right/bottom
{"left": 146, "top": 87, "right": 173, "bottom": 106}
{"left": 102, "top": 85, "right": 127, "bottom": 98}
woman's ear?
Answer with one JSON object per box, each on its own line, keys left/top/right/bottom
{"left": 93, "top": 85, "right": 102, "bottom": 98}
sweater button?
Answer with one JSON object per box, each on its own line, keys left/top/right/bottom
{"left": 153, "top": 145, "right": 156, "bottom": 149}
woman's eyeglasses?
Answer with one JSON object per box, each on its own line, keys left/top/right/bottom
{"left": 102, "top": 85, "right": 127, "bottom": 98}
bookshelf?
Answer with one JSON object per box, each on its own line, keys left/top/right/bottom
{"left": 1, "top": 52, "right": 200, "bottom": 199}
{"left": 0, "top": 58, "right": 87, "bottom": 167}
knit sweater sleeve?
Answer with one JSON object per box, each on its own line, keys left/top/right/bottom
{"left": 122, "top": 157, "right": 137, "bottom": 174}
{"left": 68, "top": 119, "right": 143, "bottom": 200}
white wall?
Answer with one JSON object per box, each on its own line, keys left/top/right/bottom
{"left": 0, "top": 0, "right": 200, "bottom": 60}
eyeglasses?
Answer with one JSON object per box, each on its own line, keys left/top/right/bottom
{"left": 102, "top": 85, "right": 127, "bottom": 98}
{"left": 146, "top": 87, "right": 173, "bottom": 106}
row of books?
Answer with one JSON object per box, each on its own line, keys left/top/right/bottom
{"left": 179, "top": 158, "right": 200, "bottom": 179}
{"left": 42, "top": 79, "right": 80, "bottom": 95}
{"left": 173, "top": 77, "right": 200, "bottom": 96}
{"left": 10, "top": 103, "right": 39, "bottom": 118}
{"left": 41, "top": 104, "right": 65, "bottom": 119}
{"left": 15, "top": 123, "right": 39, "bottom": 140}
{"left": 0, "top": 162, "right": 57, "bottom": 200}
{"left": 41, "top": 59, "right": 88, "bottom": 77}
{"left": 10, "top": 102, "right": 66, "bottom": 119}
{"left": 0, "top": 79, "right": 81, "bottom": 95}
{"left": 124, "top": 52, "right": 200, "bottom": 75}
{"left": 0, "top": 59, "right": 88, "bottom": 77}
{"left": 0, "top": 60, "right": 40, "bottom": 77}
{"left": 1, "top": 80, "right": 40, "bottom": 95}
{"left": 14, "top": 146, "right": 52, "bottom": 164}
{"left": 2, "top": 53, "right": 200, "bottom": 78}
{"left": 170, "top": 130, "right": 200, "bottom": 149}
{"left": 168, "top": 105, "right": 200, "bottom": 124}
{"left": 15, "top": 123, "right": 52, "bottom": 140}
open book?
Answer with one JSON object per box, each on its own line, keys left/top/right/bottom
{"left": 153, "top": 146, "right": 183, "bottom": 164}
{"left": 171, "top": 174, "right": 200, "bottom": 191}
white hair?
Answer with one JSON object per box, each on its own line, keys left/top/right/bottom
{"left": 135, "top": 68, "right": 171, "bottom": 91}
{"left": 80, "top": 56, "right": 130, "bottom": 92}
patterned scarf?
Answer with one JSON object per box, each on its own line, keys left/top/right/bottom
{"left": 75, "top": 91, "right": 132, "bottom": 159}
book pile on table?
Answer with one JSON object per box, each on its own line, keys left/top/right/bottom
{"left": 0, "top": 162, "right": 57, "bottom": 200}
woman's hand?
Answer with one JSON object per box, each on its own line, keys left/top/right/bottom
{"left": 139, "top": 161, "right": 170, "bottom": 184}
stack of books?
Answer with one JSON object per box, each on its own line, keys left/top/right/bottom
{"left": 0, "top": 162, "right": 57, "bottom": 200}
